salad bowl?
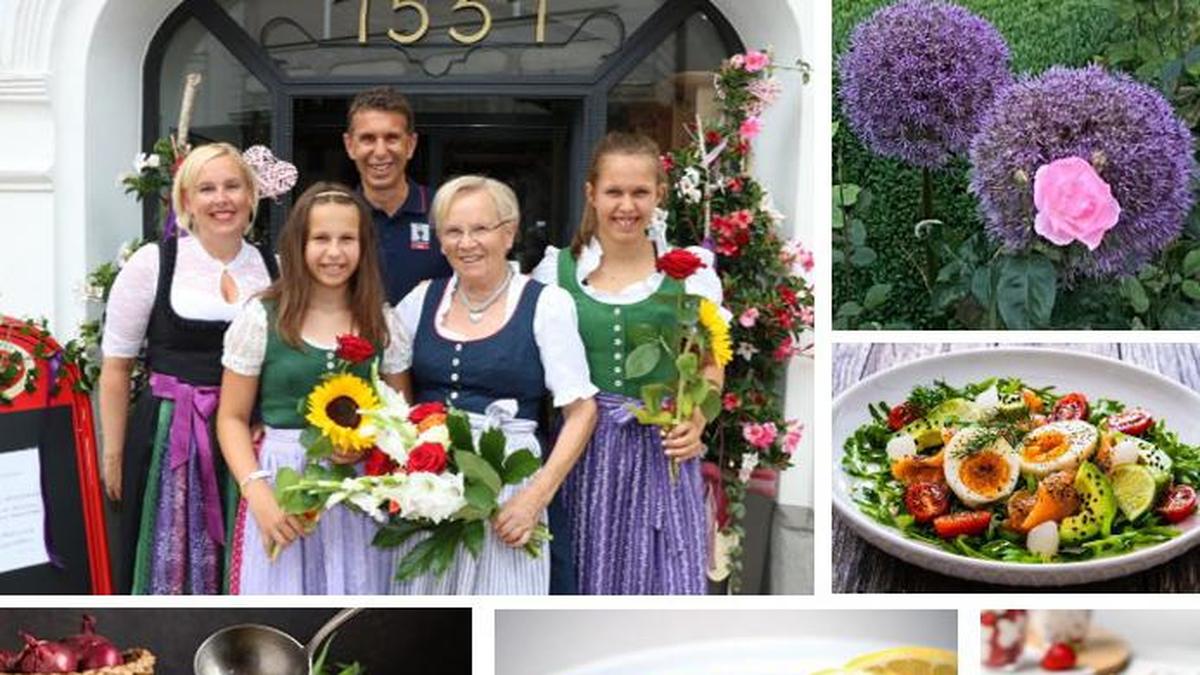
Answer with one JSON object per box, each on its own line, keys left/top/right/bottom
{"left": 833, "top": 347, "right": 1200, "bottom": 586}
{"left": 554, "top": 638, "right": 913, "bottom": 674}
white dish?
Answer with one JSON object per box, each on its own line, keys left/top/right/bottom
{"left": 554, "top": 637, "right": 906, "bottom": 674}
{"left": 832, "top": 347, "right": 1200, "bottom": 586}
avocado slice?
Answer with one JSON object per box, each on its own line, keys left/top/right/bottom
{"left": 994, "top": 391, "right": 1028, "bottom": 420}
{"left": 927, "top": 398, "right": 984, "bottom": 426}
{"left": 899, "top": 418, "right": 944, "bottom": 450}
{"left": 1059, "top": 461, "right": 1117, "bottom": 544}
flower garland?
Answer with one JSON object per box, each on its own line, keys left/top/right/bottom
{"left": 663, "top": 48, "right": 815, "bottom": 591}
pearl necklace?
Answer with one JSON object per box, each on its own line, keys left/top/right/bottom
{"left": 457, "top": 268, "right": 514, "bottom": 323}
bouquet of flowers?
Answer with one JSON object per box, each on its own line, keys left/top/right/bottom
{"left": 272, "top": 335, "right": 547, "bottom": 580}
{"left": 624, "top": 249, "right": 733, "bottom": 481}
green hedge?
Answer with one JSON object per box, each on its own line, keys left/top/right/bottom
{"left": 833, "top": 0, "right": 1120, "bottom": 328}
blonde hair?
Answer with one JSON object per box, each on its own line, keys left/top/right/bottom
{"left": 571, "top": 132, "right": 667, "bottom": 257}
{"left": 171, "top": 142, "right": 260, "bottom": 233}
{"left": 431, "top": 175, "right": 520, "bottom": 231}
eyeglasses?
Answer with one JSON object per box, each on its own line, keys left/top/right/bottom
{"left": 440, "top": 220, "right": 509, "bottom": 244}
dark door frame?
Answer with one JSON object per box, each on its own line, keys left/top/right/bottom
{"left": 142, "top": 0, "right": 744, "bottom": 241}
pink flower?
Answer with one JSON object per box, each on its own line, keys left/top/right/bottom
{"left": 773, "top": 336, "right": 797, "bottom": 362}
{"left": 1032, "top": 156, "right": 1121, "bottom": 251}
{"left": 738, "top": 307, "right": 760, "bottom": 328}
{"left": 743, "top": 50, "right": 771, "bottom": 73}
{"left": 742, "top": 421, "right": 778, "bottom": 450}
{"left": 660, "top": 154, "right": 674, "bottom": 172}
{"left": 782, "top": 420, "right": 804, "bottom": 456}
{"left": 722, "top": 392, "right": 741, "bottom": 412}
{"left": 728, "top": 54, "right": 745, "bottom": 70}
{"left": 798, "top": 305, "right": 814, "bottom": 327}
{"left": 739, "top": 116, "right": 763, "bottom": 142}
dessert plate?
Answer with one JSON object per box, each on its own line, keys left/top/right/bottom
{"left": 555, "top": 637, "right": 908, "bottom": 674}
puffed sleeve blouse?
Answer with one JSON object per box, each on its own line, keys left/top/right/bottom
{"left": 394, "top": 272, "right": 597, "bottom": 408}
{"left": 221, "top": 298, "right": 413, "bottom": 377}
{"left": 101, "top": 236, "right": 274, "bottom": 358}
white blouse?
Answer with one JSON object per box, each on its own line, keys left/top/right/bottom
{"left": 395, "top": 273, "right": 598, "bottom": 408}
{"left": 101, "top": 235, "right": 273, "bottom": 358}
{"left": 221, "top": 298, "right": 412, "bottom": 377}
{"left": 531, "top": 237, "right": 730, "bottom": 320}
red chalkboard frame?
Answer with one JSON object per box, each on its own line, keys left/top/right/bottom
{"left": 0, "top": 316, "right": 112, "bottom": 594}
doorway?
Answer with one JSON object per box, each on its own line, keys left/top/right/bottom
{"left": 292, "top": 96, "right": 576, "bottom": 270}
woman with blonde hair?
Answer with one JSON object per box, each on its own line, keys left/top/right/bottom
{"left": 393, "top": 175, "right": 597, "bottom": 594}
{"left": 99, "top": 142, "right": 277, "bottom": 593}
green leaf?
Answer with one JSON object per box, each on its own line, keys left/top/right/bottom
{"left": 502, "top": 449, "right": 541, "bottom": 485}
{"left": 698, "top": 387, "right": 721, "bottom": 423}
{"left": 1182, "top": 279, "right": 1200, "bottom": 301}
{"left": 1183, "top": 249, "right": 1200, "bottom": 277}
{"left": 675, "top": 352, "right": 699, "bottom": 378}
{"left": 970, "top": 267, "right": 995, "bottom": 308}
{"left": 862, "top": 283, "right": 891, "bottom": 309}
{"left": 479, "top": 427, "right": 506, "bottom": 470}
{"left": 1119, "top": 276, "right": 1151, "bottom": 313}
{"left": 833, "top": 184, "right": 861, "bottom": 208}
{"left": 849, "top": 219, "right": 867, "bottom": 246}
{"left": 830, "top": 249, "right": 845, "bottom": 265}
{"left": 640, "top": 383, "right": 671, "bottom": 413}
{"left": 299, "top": 426, "right": 322, "bottom": 450}
{"left": 372, "top": 520, "right": 427, "bottom": 549}
{"left": 849, "top": 246, "right": 877, "bottom": 267}
{"left": 624, "top": 342, "right": 662, "bottom": 380}
{"left": 305, "top": 435, "right": 334, "bottom": 460}
{"left": 446, "top": 412, "right": 473, "bottom": 452}
{"left": 463, "top": 520, "right": 486, "bottom": 557}
{"left": 455, "top": 450, "right": 503, "bottom": 495}
{"left": 832, "top": 207, "right": 845, "bottom": 230}
{"left": 836, "top": 301, "right": 862, "bottom": 319}
{"left": 464, "top": 482, "right": 497, "bottom": 512}
{"left": 995, "top": 254, "right": 1057, "bottom": 329}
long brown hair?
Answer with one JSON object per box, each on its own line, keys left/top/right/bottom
{"left": 570, "top": 131, "right": 668, "bottom": 257}
{"left": 260, "top": 182, "right": 389, "bottom": 349}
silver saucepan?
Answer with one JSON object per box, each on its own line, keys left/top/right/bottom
{"left": 193, "top": 608, "right": 361, "bottom": 675}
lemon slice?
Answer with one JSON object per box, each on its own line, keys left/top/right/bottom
{"left": 1111, "top": 462, "right": 1157, "bottom": 521}
{"left": 843, "top": 647, "right": 957, "bottom": 675}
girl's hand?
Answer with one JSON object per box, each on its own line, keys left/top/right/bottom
{"left": 102, "top": 448, "right": 122, "bottom": 502}
{"left": 493, "top": 488, "right": 545, "bottom": 548}
{"left": 244, "top": 481, "right": 306, "bottom": 554}
{"left": 663, "top": 409, "right": 708, "bottom": 461}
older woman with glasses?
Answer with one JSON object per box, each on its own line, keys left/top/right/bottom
{"left": 391, "top": 175, "right": 597, "bottom": 594}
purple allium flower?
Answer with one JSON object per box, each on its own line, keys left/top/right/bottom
{"left": 970, "top": 66, "right": 1197, "bottom": 279}
{"left": 838, "top": 0, "right": 1012, "bottom": 168}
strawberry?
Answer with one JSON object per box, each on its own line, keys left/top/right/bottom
{"left": 1041, "top": 642, "right": 1077, "bottom": 671}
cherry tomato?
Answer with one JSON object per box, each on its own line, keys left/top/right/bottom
{"left": 887, "top": 402, "right": 922, "bottom": 431}
{"left": 932, "top": 511, "right": 992, "bottom": 539}
{"left": 1051, "top": 392, "right": 1089, "bottom": 421}
{"left": 1107, "top": 408, "right": 1154, "bottom": 436}
{"left": 1158, "top": 484, "right": 1197, "bottom": 524}
{"left": 1041, "top": 643, "right": 1077, "bottom": 671}
{"left": 904, "top": 482, "right": 950, "bottom": 523}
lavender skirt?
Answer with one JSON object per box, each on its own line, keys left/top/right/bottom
{"left": 228, "top": 427, "right": 393, "bottom": 595}
{"left": 563, "top": 391, "right": 707, "bottom": 595}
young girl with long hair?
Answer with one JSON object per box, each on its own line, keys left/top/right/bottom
{"left": 217, "top": 182, "right": 411, "bottom": 594}
{"left": 533, "top": 131, "right": 726, "bottom": 594}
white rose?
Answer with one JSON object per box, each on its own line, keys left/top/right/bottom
{"left": 395, "top": 472, "right": 467, "bottom": 524}
{"left": 146, "top": 154, "right": 161, "bottom": 169}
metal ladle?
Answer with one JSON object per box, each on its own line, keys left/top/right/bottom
{"left": 194, "top": 608, "right": 362, "bottom": 675}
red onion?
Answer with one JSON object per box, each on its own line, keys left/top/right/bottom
{"left": 15, "top": 632, "right": 78, "bottom": 673}
{"left": 0, "top": 649, "right": 19, "bottom": 671}
{"left": 78, "top": 642, "right": 123, "bottom": 670}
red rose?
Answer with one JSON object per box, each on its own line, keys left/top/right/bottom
{"left": 405, "top": 442, "right": 448, "bottom": 474}
{"left": 335, "top": 334, "right": 375, "bottom": 363}
{"left": 660, "top": 154, "right": 675, "bottom": 172}
{"left": 722, "top": 392, "right": 741, "bottom": 412}
{"left": 363, "top": 447, "right": 398, "bottom": 476}
{"left": 408, "top": 401, "right": 447, "bottom": 424}
{"left": 726, "top": 177, "right": 743, "bottom": 193}
{"left": 705, "top": 130, "right": 723, "bottom": 146}
{"left": 656, "top": 249, "right": 707, "bottom": 280}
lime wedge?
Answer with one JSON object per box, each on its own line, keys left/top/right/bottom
{"left": 1111, "top": 463, "right": 1157, "bottom": 522}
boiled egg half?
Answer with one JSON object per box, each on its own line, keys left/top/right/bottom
{"left": 1017, "top": 420, "right": 1098, "bottom": 478}
{"left": 943, "top": 427, "right": 1021, "bottom": 508}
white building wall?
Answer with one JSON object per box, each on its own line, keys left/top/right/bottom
{"left": 2, "top": 0, "right": 816, "bottom": 512}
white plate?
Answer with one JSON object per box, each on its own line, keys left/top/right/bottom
{"left": 555, "top": 637, "right": 909, "bottom": 674}
{"left": 832, "top": 347, "right": 1200, "bottom": 586}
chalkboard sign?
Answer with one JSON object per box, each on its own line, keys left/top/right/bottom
{"left": 0, "top": 317, "right": 111, "bottom": 594}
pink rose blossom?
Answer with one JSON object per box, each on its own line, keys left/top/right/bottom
{"left": 738, "top": 307, "right": 760, "bottom": 328}
{"left": 743, "top": 50, "right": 770, "bottom": 73}
{"left": 782, "top": 420, "right": 804, "bottom": 455}
{"left": 773, "top": 336, "right": 797, "bottom": 362}
{"left": 739, "top": 116, "right": 763, "bottom": 141}
{"left": 1032, "top": 156, "right": 1121, "bottom": 251}
{"left": 742, "top": 421, "right": 778, "bottom": 450}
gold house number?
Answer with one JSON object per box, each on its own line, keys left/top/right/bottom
{"left": 359, "top": 0, "right": 549, "bottom": 46}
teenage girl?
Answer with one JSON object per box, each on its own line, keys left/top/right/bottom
{"left": 217, "top": 182, "right": 412, "bottom": 594}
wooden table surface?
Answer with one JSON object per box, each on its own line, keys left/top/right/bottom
{"left": 832, "top": 342, "right": 1200, "bottom": 593}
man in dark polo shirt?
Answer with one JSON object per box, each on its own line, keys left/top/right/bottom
{"left": 343, "top": 87, "right": 451, "bottom": 304}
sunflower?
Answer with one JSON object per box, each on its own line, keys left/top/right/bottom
{"left": 698, "top": 298, "right": 733, "bottom": 367}
{"left": 305, "top": 373, "right": 380, "bottom": 454}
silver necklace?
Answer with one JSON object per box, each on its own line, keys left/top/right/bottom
{"left": 457, "top": 268, "right": 514, "bottom": 323}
